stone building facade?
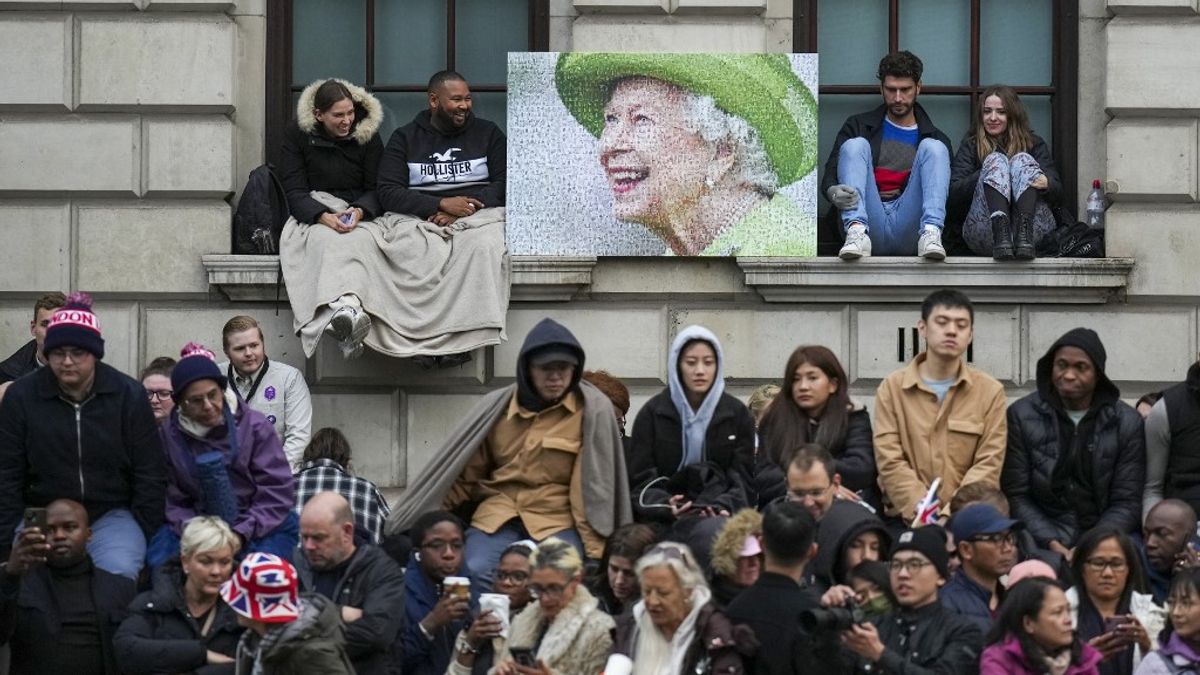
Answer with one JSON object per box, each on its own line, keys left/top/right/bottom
{"left": 0, "top": 0, "right": 1196, "bottom": 494}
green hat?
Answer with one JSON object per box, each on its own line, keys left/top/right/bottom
{"left": 554, "top": 53, "right": 818, "bottom": 186}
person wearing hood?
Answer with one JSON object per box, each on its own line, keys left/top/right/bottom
{"left": 279, "top": 77, "right": 384, "bottom": 359}
{"left": 708, "top": 509, "right": 764, "bottom": 608}
{"left": 387, "top": 317, "right": 631, "bottom": 589}
{"left": 1002, "top": 328, "right": 1145, "bottom": 559}
{"left": 114, "top": 516, "right": 244, "bottom": 675}
{"left": 811, "top": 500, "right": 892, "bottom": 595}
{"left": 146, "top": 342, "right": 297, "bottom": 571}
{"left": 222, "top": 552, "right": 355, "bottom": 675}
{"left": 628, "top": 325, "right": 756, "bottom": 572}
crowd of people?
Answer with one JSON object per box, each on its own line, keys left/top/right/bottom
{"left": 0, "top": 51, "right": 1178, "bottom": 675}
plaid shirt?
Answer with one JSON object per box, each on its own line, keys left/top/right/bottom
{"left": 294, "top": 458, "right": 391, "bottom": 544}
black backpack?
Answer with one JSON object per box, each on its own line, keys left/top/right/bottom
{"left": 232, "top": 164, "right": 289, "bottom": 254}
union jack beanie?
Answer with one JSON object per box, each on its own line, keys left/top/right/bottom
{"left": 42, "top": 291, "right": 104, "bottom": 359}
{"left": 220, "top": 552, "right": 300, "bottom": 623}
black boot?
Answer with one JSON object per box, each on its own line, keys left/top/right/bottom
{"left": 991, "top": 212, "right": 1014, "bottom": 260}
{"left": 1014, "top": 212, "right": 1035, "bottom": 260}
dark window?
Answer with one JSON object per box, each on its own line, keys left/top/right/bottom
{"left": 265, "top": 0, "right": 549, "bottom": 166}
{"left": 794, "top": 0, "right": 1078, "bottom": 211}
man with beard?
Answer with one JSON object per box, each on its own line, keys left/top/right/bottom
{"left": 377, "top": 70, "right": 506, "bottom": 228}
{"left": 0, "top": 499, "right": 137, "bottom": 675}
{"left": 821, "top": 51, "right": 953, "bottom": 260}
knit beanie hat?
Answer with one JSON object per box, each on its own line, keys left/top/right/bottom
{"left": 220, "top": 552, "right": 300, "bottom": 623}
{"left": 891, "top": 526, "right": 951, "bottom": 580}
{"left": 42, "top": 291, "right": 104, "bottom": 359}
{"left": 170, "top": 342, "right": 227, "bottom": 401}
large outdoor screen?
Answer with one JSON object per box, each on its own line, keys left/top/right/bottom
{"left": 507, "top": 52, "right": 819, "bottom": 257}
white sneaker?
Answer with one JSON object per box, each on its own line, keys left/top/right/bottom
{"left": 327, "top": 305, "right": 371, "bottom": 349}
{"left": 918, "top": 228, "right": 946, "bottom": 260}
{"left": 838, "top": 227, "right": 872, "bottom": 260}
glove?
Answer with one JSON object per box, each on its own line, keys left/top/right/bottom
{"left": 826, "top": 184, "right": 860, "bottom": 211}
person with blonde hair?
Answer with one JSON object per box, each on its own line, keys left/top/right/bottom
{"left": 949, "top": 84, "right": 1061, "bottom": 259}
{"left": 115, "top": 516, "right": 244, "bottom": 674}
{"left": 608, "top": 542, "right": 750, "bottom": 675}
{"left": 489, "top": 538, "right": 614, "bottom": 675}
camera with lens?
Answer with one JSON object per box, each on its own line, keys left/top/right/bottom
{"left": 800, "top": 597, "right": 867, "bottom": 632}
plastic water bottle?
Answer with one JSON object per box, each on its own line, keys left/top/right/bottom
{"left": 1086, "top": 179, "right": 1106, "bottom": 230}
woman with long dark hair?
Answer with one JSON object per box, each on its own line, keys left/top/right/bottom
{"left": 589, "top": 523, "right": 658, "bottom": 616}
{"left": 756, "top": 345, "right": 877, "bottom": 509}
{"left": 1136, "top": 567, "right": 1200, "bottom": 674}
{"left": 982, "top": 576, "right": 1102, "bottom": 674}
{"left": 1068, "top": 528, "right": 1166, "bottom": 675}
{"left": 948, "top": 84, "right": 1062, "bottom": 259}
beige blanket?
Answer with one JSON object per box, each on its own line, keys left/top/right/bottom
{"left": 280, "top": 192, "right": 509, "bottom": 358}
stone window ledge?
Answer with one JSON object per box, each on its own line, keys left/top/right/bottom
{"left": 203, "top": 255, "right": 1134, "bottom": 305}
{"left": 738, "top": 257, "right": 1136, "bottom": 304}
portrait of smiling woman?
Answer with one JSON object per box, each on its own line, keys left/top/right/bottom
{"left": 505, "top": 53, "right": 818, "bottom": 256}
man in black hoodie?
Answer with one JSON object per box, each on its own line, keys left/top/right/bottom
{"left": 377, "top": 70, "right": 506, "bottom": 226}
{"left": 1002, "top": 327, "right": 1145, "bottom": 560}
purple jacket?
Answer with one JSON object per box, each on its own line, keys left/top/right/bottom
{"left": 161, "top": 400, "right": 294, "bottom": 541}
{"left": 981, "top": 635, "right": 1102, "bottom": 675}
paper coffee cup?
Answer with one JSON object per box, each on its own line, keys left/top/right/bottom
{"left": 443, "top": 576, "right": 471, "bottom": 600}
{"left": 480, "top": 593, "right": 511, "bottom": 638}
{"left": 604, "top": 654, "right": 634, "bottom": 675}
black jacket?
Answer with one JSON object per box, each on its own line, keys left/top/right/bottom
{"left": 279, "top": 80, "right": 384, "bottom": 224}
{"left": 377, "top": 110, "right": 507, "bottom": 219}
{"left": 754, "top": 406, "right": 878, "bottom": 508}
{"left": 614, "top": 601, "right": 753, "bottom": 675}
{"left": 1163, "top": 363, "right": 1200, "bottom": 512}
{"left": 628, "top": 390, "right": 756, "bottom": 521}
{"left": 296, "top": 544, "right": 406, "bottom": 675}
{"left": 947, "top": 133, "right": 1062, "bottom": 227}
{"left": 725, "top": 572, "right": 840, "bottom": 675}
{"left": 854, "top": 602, "right": 982, "bottom": 675}
{"left": 811, "top": 501, "right": 891, "bottom": 592}
{"left": 0, "top": 361, "right": 167, "bottom": 557}
{"left": 818, "top": 103, "right": 953, "bottom": 253}
{"left": 0, "top": 557, "right": 136, "bottom": 675}
{"left": 0, "top": 339, "right": 37, "bottom": 384}
{"left": 113, "top": 564, "right": 243, "bottom": 675}
{"left": 1002, "top": 328, "right": 1144, "bottom": 548}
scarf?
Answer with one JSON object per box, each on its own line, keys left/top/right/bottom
{"left": 632, "top": 585, "right": 713, "bottom": 675}
{"left": 667, "top": 326, "right": 726, "bottom": 471}
{"left": 1077, "top": 595, "right": 1134, "bottom": 675}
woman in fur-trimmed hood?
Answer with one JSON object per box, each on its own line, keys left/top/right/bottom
{"left": 708, "top": 509, "right": 762, "bottom": 608}
{"left": 280, "top": 78, "right": 385, "bottom": 226}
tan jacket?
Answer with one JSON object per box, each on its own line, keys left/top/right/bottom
{"left": 445, "top": 391, "right": 603, "bottom": 556}
{"left": 873, "top": 353, "right": 1008, "bottom": 520}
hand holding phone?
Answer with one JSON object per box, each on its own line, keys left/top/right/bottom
{"left": 23, "top": 507, "right": 48, "bottom": 533}
{"left": 510, "top": 648, "right": 538, "bottom": 669}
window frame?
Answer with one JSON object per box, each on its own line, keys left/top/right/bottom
{"left": 793, "top": 0, "right": 1079, "bottom": 210}
{"left": 264, "top": 0, "right": 550, "bottom": 167}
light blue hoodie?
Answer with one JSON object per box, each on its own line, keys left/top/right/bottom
{"left": 667, "top": 325, "right": 726, "bottom": 471}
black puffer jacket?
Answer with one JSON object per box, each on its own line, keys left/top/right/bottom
{"left": 629, "top": 391, "right": 756, "bottom": 521}
{"left": 295, "top": 544, "right": 406, "bottom": 675}
{"left": 113, "top": 564, "right": 243, "bottom": 675}
{"left": 279, "top": 78, "right": 384, "bottom": 224}
{"left": 0, "top": 361, "right": 167, "bottom": 558}
{"left": 1002, "top": 328, "right": 1145, "bottom": 548}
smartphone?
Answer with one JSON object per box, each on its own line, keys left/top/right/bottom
{"left": 510, "top": 648, "right": 537, "bottom": 668}
{"left": 23, "top": 507, "right": 48, "bottom": 533}
{"left": 1104, "top": 616, "right": 1132, "bottom": 635}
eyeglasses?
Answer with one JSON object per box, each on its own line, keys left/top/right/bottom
{"left": 495, "top": 570, "right": 529, "bottom": 584}
{"left": 529, "top": 579, "right": 577, "bottom": 599}
{"left": 47, "top": 347, "right": 91, "bottom": 363}
{"left": 180, "top": 388, "right": 224, "bottom": 410}
{"left": 968, "top": 532, "right": 1017, "bottom": 547}
{"left": 145, "top": 389, "right": 173, "bottom": 401}
{"left": 889, "top": 558, "right": 935, "bottom": 574}
{"left": 1084, "top": 557, "right": 1127, "bottom": 573}
{"left": 421, "top": 539, "right": 464, "bottom": 553}
{"left": 786, "top": 484, "right": 833, "bottom": 502}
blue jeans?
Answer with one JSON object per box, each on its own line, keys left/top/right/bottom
{"left": 465, "top": 521, "right": 584, "bottom": 591}
{"left": 836, "top": 136, "right": 950, "bottom": 255}
{"left": 145, "top": 511, "right": 300, "bottom": 571}
{"left": 88, "top": 508, "right": 147, "bottom": 579}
